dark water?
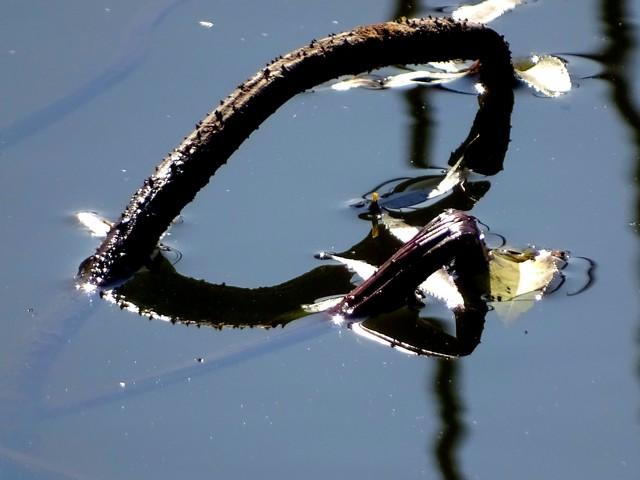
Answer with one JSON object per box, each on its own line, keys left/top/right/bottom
{"left": 1, "top": 0, "right": 638, "bottom": 478}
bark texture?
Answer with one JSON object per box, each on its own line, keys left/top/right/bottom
{"left": 79, "top": 17, "right": 515, "bottom": 287}
{"left": 332, "top": 210, "right": 489, "bottom": 319}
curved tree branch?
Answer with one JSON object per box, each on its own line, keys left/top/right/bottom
{"left": 79, "top": 17, "right": 515, "bottom": 287}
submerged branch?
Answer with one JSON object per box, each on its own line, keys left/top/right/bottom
{"left": 78, "top": 17, "right": 515, "bottom": 288}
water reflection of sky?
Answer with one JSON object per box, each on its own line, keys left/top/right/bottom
{"left": 0, "top": 1, "right": 639, "bottom": 479}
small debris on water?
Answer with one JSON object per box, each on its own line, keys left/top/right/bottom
{"left": 195, "top": 357, "right": 205, "bottom": 363}
{"left": 198, "top": 20, "right": 214, "bottom": 29}
{"left": 119, "top": 381, "right": 126, "bottom": 388}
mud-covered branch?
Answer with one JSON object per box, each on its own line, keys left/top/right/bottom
{"left": 79, "top": 17, "right": 515, "bottom": 287}
{"left": 333, "top": 210, "right": 489, "bottom": 319}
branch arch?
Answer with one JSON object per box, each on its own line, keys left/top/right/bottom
{"left": 79, "top": 17, "right": 515, "bottom": 287}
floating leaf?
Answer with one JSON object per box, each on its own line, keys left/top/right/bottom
{"left": 380, "top": 191, "right": 430, "bottom": 210}
{"left": 452, "top": 0, "right": 523, "bottom": 24}
{"left": 76, "top": 211, "right": 112, "bottom": 237}
{"left": 489, "top": 249, "right": 563, "bottom": 300}
{"left": 427, "top": 155, "right": 467, "bottom": 199}
{"left": 489, "top": 248, "right": 565, "bottom": 322}
{"left": 331, "top": 63, "right": 470, "bottom": 91}
{"left": 514, "top": 54, "right": 572, "bottom": 97}
{"left": 369, "top": 163, "right": 470, "bottom": 215}
{"left": 417, "top": 247, "right": 565, "bottom": 321}
{"left": 311, "top": 209, "right": 568, "bottom": 323}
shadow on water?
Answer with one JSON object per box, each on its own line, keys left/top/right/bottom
{"left": 597, "top": 0, "right": 640, "bottom": 414}
{"left": 0, "top": 0, "right": 189, "bottom": 152}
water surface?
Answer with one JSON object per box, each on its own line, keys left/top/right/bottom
{"left": 0, "top": 1, "right": 638, "bottom": 479}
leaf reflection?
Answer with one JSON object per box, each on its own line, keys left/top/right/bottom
{"left": 331, "top": 54, "right": 574, "bottom": 98}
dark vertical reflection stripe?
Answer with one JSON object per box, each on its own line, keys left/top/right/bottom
{"left": 389, "top": 1, "right": 434, "bottom": 169}
{"left": 404, "top": 86, "right": 434, "bottom": 168}
{"left": 389, "top": 2, "right": 466, "bottom": 477}
{"left": 599, "top": 1, "right": 640, "bottom": 141}
{"left": 431, "top": 358, "right": 467, "bottom": 480}
{"left": 598, "top": 0, "right": 640, "bottom": 414}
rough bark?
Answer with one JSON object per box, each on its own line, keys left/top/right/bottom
{"left": 78, "top": 17, "right": 515, "bottom": 287}
{"left": 332, "top": 210, "right": 489, "bottom": 319}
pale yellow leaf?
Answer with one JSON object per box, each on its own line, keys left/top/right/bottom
{"left": 489, "top": 248, "right": 564, "bottom": 322}
{"left": 515, "top": 54, "right": 572, "bottom": 97}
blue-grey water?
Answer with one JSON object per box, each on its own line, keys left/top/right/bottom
{"left": 1, "top": 0, "right": 639, "bottom": 478}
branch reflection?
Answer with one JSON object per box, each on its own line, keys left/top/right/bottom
{"left": 598, "top": 0, "right": 640, "bottom": 414}
{"left": 107, "top": 82, "right": 512, "bottom": 358}
{"left": 431, "top": 358, "right": 466, "bottom": 480}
